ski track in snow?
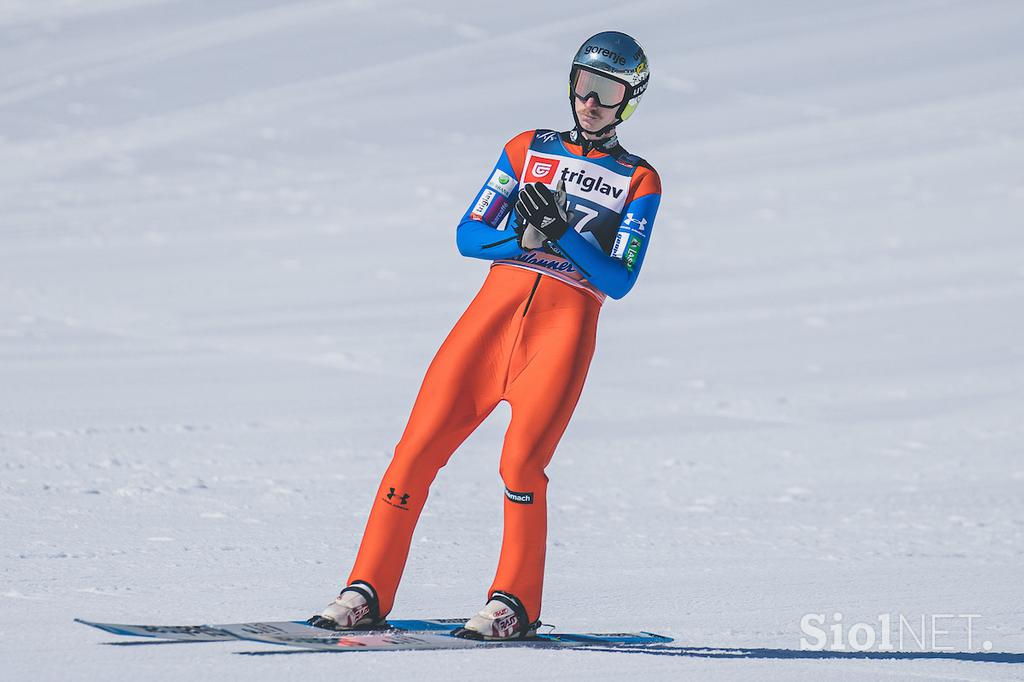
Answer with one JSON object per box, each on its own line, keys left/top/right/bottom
{"left": 1, "top": 1, "right": 1023, "bottom": 680}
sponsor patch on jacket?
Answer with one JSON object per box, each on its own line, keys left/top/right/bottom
{"left": 483, "top": 193, "right": 509, "bottom": 224}
{"left": 487, "top": 170, "right": 516, "bottom": 197}
{"left": 612, "top": 230, "right": 631, "bottom": 258}
{"left": 470, "top": 188, "right": 496, "bottom": 221}
{"left": 623, "top": 235, "right": 642, "bottom": 272}
{"left": 619, "top": 212, "right": 648, "bottom": 235}
{"left": 523, "top": 155, "right": 560, "bottom": 185}
{"left": 524, "top": 151, "right": 631, "bottom": 212}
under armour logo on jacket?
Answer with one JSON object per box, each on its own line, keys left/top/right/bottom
{"left": 621, "top": 212, "right": 648, "bottom": 233}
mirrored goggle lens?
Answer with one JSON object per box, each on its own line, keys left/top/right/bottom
{"left": 572, "top": 69, "right": 627, "bottom": 107}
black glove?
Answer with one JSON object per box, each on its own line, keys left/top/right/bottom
{"left": 515, "top": 180, "right": 571, "bottom": 242}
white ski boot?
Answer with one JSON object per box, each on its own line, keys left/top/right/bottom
{"left": 307, "top": 581, "right": 383, "bottom": 630}
{"left": 455, "top": 591, "right": 540, "bottom": 640}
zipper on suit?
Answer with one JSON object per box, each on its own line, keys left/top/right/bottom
{"left": 482, "top": 234, "right": 518, "bottom": 249}
{"left": 522, "top": 273, "right": 542, "bottom": 317}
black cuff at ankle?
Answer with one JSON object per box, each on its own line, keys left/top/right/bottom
{"left": 489, "top": 590, "right": 531, "bottom": 635}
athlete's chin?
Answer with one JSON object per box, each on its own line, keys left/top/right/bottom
{"left": 579, "top": 117, "right": 607, "bottom": 132}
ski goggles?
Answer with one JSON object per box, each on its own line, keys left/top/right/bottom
{"left": 571, "top": 66, "right": 629, "bottom": 108}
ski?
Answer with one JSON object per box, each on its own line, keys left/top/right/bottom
{"left": 74, "top": 617, "right": 460, "bottom": 642}
{"left": 221, "top": 623, "right": 672, "bottom": 652}
{"left": 76, "top": 616, "right": 672, "bottom": 651}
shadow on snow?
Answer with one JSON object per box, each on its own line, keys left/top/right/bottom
{"left": 233, "top": 643, "right": 1024, "bottom": 663}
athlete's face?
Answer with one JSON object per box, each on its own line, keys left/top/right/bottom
{"left": 573, "top": 94, "right": 617, "bottom": 137}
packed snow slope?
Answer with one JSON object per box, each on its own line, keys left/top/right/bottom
{"left": 2, "top": 1, "right": 1023, "bottom": 680}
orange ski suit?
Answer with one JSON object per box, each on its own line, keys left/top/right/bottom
{"left": 347, "top": 266, "right": 599, "bottom": 623}
{"left": 345, "top": 128, "right": 660, "bottom": 623}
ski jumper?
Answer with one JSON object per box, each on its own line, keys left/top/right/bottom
{"left": 347, "top": 129, "right": 662, "bottom": 623}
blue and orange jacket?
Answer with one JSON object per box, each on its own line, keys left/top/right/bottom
{"left": 456, "top": 128, "right": 662, "bottom": 302}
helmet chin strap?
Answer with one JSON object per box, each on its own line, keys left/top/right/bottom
{"left": 567, "top": 125, "right": 619, "bottom": 156}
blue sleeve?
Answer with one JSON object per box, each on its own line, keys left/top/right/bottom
{"left": 550, "top": 192, "right": 661, "bottom": 299}
{"left": 455, "top": 150, "right": 525, "bottom": 261}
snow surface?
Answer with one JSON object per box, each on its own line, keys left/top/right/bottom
{"left": 2, "top": 0, "right": 1023, "bottom": 679}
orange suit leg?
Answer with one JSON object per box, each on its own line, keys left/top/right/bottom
{"left": 487, "top": 274, "right": 601, "bottom": 623}
{"left": 347, "top": 266, "right": 543, "bottom": 617}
